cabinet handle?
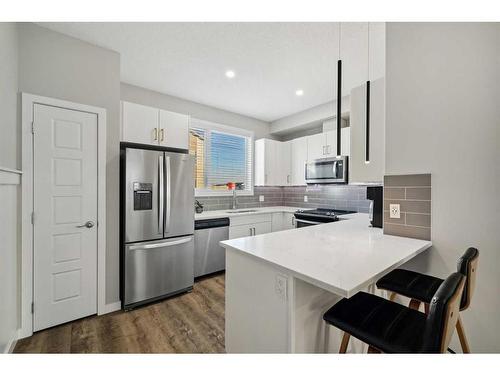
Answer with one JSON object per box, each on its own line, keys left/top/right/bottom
{"left": 292, "top": 217, "right": 295, "bottom": 226}
{"left": 160, "top": 128, "right": 165, "bottom": 142}
{"left": 287, "top": 175, "right": 290, "bottom": 184}
{"left": 249, "top": 227, "right": 252, "bottom": 236}
{"left": 322, "top": 146, "right": 325, "bottom": 155}
{"left": 153, "top": 128, "right": 158, "bottom": 141}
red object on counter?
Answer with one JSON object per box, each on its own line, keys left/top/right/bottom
{"left": 226, "top": 182, "right": 236, "bottom": 190}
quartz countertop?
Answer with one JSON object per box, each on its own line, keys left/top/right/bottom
{"left": 220, "top": 213, "right": 432, "bottom": 298}
{"left": 195, "top": 206, "right": 305, "bottom": 220}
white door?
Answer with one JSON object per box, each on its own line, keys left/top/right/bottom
{"left": 159, "top": 109, "right": 189, "bottom": 149}
{"left": 33, "top": 104, "right": 98, "bottom": 331}
{"left": 121, "top": 101, "right": 159, "bottom": 145}
{"left": 280, "top": 141, "right": 292, "bottom": 185}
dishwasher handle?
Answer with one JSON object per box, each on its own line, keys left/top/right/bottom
{"left": 195, "top": 217, "right": 230, "bottom": 230}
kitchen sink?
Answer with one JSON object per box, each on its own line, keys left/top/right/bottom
{"left": 226, "top": 209, "right": 258, "bottom": 213}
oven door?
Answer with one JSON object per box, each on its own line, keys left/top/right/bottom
{"left": 295, "top": 218, "right": 320, "bottom": 228}
{"left": 305, "top": 156, "right": 348, "bottom": 184}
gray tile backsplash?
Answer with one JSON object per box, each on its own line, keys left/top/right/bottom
{"left": 196, "top": 185, "right": 370, "bottom": 213}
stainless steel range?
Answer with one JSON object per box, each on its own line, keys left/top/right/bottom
{"left": 293, "top": 208, "right": 356, "bottom": 228}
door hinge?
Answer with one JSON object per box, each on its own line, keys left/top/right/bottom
{"left": 31, "top": 121, "right": 35, "bottom": 134}
{"left": 31, "top": 212, "right": 35, "bottom": 224}
{"left": 31, "top": 302, "right": 34, "bottom": 314}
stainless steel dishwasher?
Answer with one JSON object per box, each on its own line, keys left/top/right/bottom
{"left": 194, "top": 217, "right": 229, "bottom": 278}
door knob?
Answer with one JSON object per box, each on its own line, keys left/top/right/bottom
{"left": 77, "top": 221, "right": 95, "bottom": 229}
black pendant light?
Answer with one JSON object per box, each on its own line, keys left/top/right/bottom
{"left": 365, "top": 23, "right": 371, "bottom": 164}
{"left": 336, "top": 23, "right": 342, "bottom": 157}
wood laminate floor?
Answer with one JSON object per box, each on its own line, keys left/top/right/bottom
{"left": 14, "top": 273, "right": 225, "bottom": 353}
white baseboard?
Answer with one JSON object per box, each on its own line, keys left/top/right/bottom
{"left": 3, "top": 329, "right": 20, "bottom": 354}
{"left": 101, "top": 301, "right": 121, "bottom": 315}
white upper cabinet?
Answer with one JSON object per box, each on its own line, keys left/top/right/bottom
{"left": 290, "top": 137, "right": 307, "bottom": 186}
{"left": 121, "top": 101, "right": 159, "bottom": 145}
{"left": 349, "top": 78, "right": 385, "bottom": 184}
{"left": 306, "top": 127, "right": 350, "bottom": 161}
{"left": 307, "top": 133, "right": 327, "bottom": 161}
{"left": 121, "top": 101, "right": 189, "bottom": 149}
{"left": 255, "top": 139, "right": 293, "bottom": 186}
{"left": 159, "top": 109, "right": 189, "bottom": 149}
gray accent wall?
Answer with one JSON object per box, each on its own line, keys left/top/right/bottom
{"left": 383, "top": 174, "right": 431, "bottom": 240}
{"left": 18, "top": 23, "right": 122, "bottom": 305}
{"left": 385, "top": 23, "right": 500, "bottom": 352}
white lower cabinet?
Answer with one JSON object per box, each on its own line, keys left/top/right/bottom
{"left": 229, "top": 214, "right": 272, "bottom": 240}
{"left": 282, "top": 212, "right": 296, "bottom": 230}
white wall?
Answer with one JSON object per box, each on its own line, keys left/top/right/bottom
{"left": 385, "top": 23, "right": 500, "bottom": 352}
{"left": 121, "top": 83, "right": 274, "bottom": 140}
{"left": 0, "top": 23, "right": 19, "bottom": 170}
{"left": 0, "top": 23, "right": 20, "bottom": 354}
{"left": 18, "top": 23, "right": 122, "bottom": 305}
{"left": 269, "top": 96, "right": 350, "bottom": 136}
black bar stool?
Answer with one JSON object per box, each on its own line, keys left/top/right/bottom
{"left": 376, "top": 247, "right": 478, "bottom": 353}
{"left": 323, "top": 272, "right": 465, "bottom": 353}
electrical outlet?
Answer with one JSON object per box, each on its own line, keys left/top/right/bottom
{"left": 390, "top": 204, "right": 401, "bottom": 219}
{"left": 259, "top": 195, "right": 265, "bottom": 202}
{"left": 304, "top": 195, "right": 308, "bottom": 203}
{"left": 275, "top": 274, "right": 288, "bottom": 300}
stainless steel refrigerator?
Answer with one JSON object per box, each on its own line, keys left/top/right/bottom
{"left": 121, "top": 145, "right": 195, "bottom": 309}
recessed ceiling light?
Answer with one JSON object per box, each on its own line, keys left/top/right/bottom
{"left": 225, "top": 70, "right": 235, "bottom": 79}
{"left": 295, "top": 89, "right": 304, "bottom": 96}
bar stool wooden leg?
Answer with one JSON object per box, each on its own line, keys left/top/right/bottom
{"left": 389, "top": 292, "right": 397, "bottom": 302}
{"left": 339, "top": 332, "right": 350, "bottom": 353}
{"left": 456, "top": 315, "right": 471, "bottom": 353}
{"left": 424, "top": 303, "right": 430, "bottom": 315}
{"left": 409, "top": 298, "right": 421, "bottom": 311}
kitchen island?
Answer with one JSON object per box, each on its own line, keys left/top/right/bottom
{"left": 220, "top": 213, "right": 432, "bottom": 353}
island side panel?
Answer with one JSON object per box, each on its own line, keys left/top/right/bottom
{"left": 225, "top": 248, "right": 290, "bottom": 353}
{"left": 291, "top": 277, "right": 370, "bottom": 353}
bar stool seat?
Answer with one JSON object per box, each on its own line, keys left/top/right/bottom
{"left": 324, "top": 291, "right": 427, "bottom": 353}
{"left": 376, "top": 269, "right": 443, "bottom": 303}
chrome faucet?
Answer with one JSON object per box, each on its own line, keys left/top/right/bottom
{"left": 232, "top": 188, "right": 237, "bottom": 209}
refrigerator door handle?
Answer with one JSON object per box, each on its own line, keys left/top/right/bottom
{"left": 158, "top": 154, "right": 164, "bottom": 234}
{"left": 128, "top": 236, "right": 192, "bottom": 251}
{"left": 164, "top": 155, "right": 171, "bottom": 234}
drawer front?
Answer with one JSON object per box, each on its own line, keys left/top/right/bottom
{"left": 230, "top": 213, "right": 272, "bottom": 226}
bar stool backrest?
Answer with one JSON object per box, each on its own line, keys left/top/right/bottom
{"left": 456, "top": 247, "right": 479, "bottom": 310}
{"left": 421, "top": 272, "right": 465, "bottom": 353}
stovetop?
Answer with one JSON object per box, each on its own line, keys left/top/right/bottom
{"left": 294, "top": 208, "right": 357, "bottom": 222}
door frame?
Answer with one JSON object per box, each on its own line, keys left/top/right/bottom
{"left": 20, "top": 93, "right": 107, "bottom": 338}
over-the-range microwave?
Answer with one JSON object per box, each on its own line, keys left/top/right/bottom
{"left": 305, "top": 156, "right": 348, "bottom": 184}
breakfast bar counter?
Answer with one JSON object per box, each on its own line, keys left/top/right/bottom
{"left": 220, "top": 213, "right": 432, "bottom": 353}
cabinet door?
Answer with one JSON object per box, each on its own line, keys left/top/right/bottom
{"left": 349, "top": 78, "right": 385, "bottom": 183}
{"left": 280, "top": 141, "right": 292, "bottom": 185}
{"left": 159, "top": 109, "right": 189, "bottom": 149}
{"left": 307, "top": 133, "right": 327, "bottom": 161}
{"left": 253, "top": 221, "right": 272, "bottom": 236}
{"left": 282, "top": 213, "right": 296, "bottom": 230}
{"left": 122, "top": 101, "right": 159, "bottom": 145}
{"left": 290, "top": 137, "right": 307, "bottom": 185}
{"left": 271, "top": 212, "right": 284, "bottom": 232}
{"left": 229, "top": 224, "right": 254, "bottom": 239}
{"left": 325, "top": 128, "right": 350, "bottom": 157}
{"left": 264, "top": 140, "right": 278, "bottom": 186}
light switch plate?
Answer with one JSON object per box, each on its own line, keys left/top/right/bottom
{"left": 259, "top": 195, "right": 265, "bottom": 202}
{"left": 304, "top": 195, "right": 308, "bottom": 202}
{"left": 390, "top": 204, "right": 401, "bottom": 219}
{"left": 275, "top": 274, "right": 288, "bottom": 300}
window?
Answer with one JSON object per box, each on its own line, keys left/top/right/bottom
{"left": 189, "top": 119, "right": 253, "bottom": 196}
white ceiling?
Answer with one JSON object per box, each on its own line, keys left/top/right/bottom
{"left": 39, "top": 22, "right": 342, "bottom": 122}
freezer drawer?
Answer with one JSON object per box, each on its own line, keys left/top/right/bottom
{"left": 124, "top": 235, "right": 194, "bottom": 308}
{"left": 194, "top": 218, "right": 229, "bottom": 278}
